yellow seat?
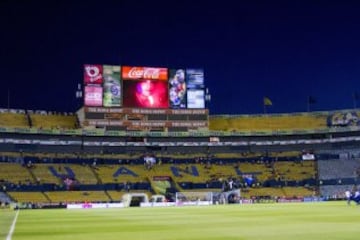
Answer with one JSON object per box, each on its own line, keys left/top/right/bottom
{"left": 0, "top": 112, "right": 28, "bottom": 128}
{"left": 8, "top": 192, "right": 49, "bottom": 203}
{"left": 210, "top": 113, "right": 328, "bottom": 132}
{"left": 30, "top": 114, "right": 77, "bottom": 129}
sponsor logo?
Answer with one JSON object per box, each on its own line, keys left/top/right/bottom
{"left": 84, "top": 65, "right": 103, "bottom": 84}
{"left": 122, "top": 66, "right": 168, "bottom": 80}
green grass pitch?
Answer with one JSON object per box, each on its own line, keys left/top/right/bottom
{"left": 2, "top": 201, "right": 360, "bottom": 240}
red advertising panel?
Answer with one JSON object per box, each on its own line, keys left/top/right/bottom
{"left": 122, "top": 66, "right": 168, "bottom": 80}
{"left": 84, "top": 86, "right": 103, "bottom": 106}
{"left": 84, "top": 65, "right": 103, "bottom": 84}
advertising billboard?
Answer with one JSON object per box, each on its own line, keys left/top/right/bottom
{"left": 122, "top": 66, "right": 168, "bottom": 80}
{"left": 83, "top": 64, "right": 205, "bottom": 109}
{"left": 84, "top": 65, "right": 103, "bottom": 84}
{"left": 84, "top": 86, "right": 103, "bottom": 106}
{"left": 187, "top": 89, "right": 205, "bottom": 109}
{"left": 186, "top": 69, "right": 204, "bottom": 89}
{"left": 103, "top": 65, "right": 121, "bottom": 107}
{"left": 169, "top": 69, "right": 187, "bottom": 109}
{"left": 122, "top": 66, "right": 169, "bottom": 108}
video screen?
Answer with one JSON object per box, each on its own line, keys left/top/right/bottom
{"left": 169, "top": 69, "right": 187, "bottom": 109}
{"left": 103, "top": 65, "right": 121, "bottom": 107}
{"left": 187, "top": 89, "right": 205, "bottom": 109}
{"left": 123, "top": 79, "right": 169, "bottom": 108}
{"left": 83, "top": 64, "right": 207, "bottom": 109}
{"left": 84, "top": 86, "right": 103, "bottom": 106}
{"left": 84, "top": 64, "right": 103, "bottom": 84}
{"left": 186, "top": 69, "right": 204, "bottom": 89}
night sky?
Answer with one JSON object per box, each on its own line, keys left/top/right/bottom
{"left": 1, "top": 1, "right": 360, "bottom": 115}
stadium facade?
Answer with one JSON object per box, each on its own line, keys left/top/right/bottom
{"left": 0, "top": 64, "right": 360, "bottom": 208}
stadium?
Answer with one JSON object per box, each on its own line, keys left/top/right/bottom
{"left": 0, "top": 64, "right": 360, "bottom": 239}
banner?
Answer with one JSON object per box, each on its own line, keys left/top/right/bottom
{"left": 122, "top": 66, "right": 168, "bottom": 80}
{"left": 186, "top": 69, "right": 204, "bottom": 89}
{"left": 103, "top": 65, "right": 122, "bottom": 107}
{"left": 67, "top": 203, "right": 124, "bottom": 209}
{"left": 84, "top": 86, "right": 103, "bottom": 106}
{"left": 84, "top": 65, "right": 103, "bottom": 84}
{"left": 187, "top": 89, "right": 205, "bottom": 109}
{"left": 169, "top": 69, "right": 187, "bottom": 109}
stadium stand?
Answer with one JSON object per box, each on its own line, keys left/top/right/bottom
{"left": 241, "top": 187, "right": 285, "bottom": 198}
{"left": 210, "top": 114, "right": 328, "bottom": 132}
{"left": 0, "top": 111, "right": 29, "bottom": 128}
{"left": 317, "top": 158, "right": 360, "bottom": 198}
{"left": 1, "top": 107, "right": 360, "bottom": 205}
{"left": 317, "top": 159, "right": 360, "bottom": 180}
{"left": 45, "top": 191, "right": 110, "bottom": 203}
{"left": 30, "top": 164, "right": 98, "bottom": 185}
{"left": 319, "top": 185, "right": 354, "bottom": 199}
{"left": 0, "top": 163, "right": 35, "bottom": 185}
{"left": 107, "top": 190, "right": 151, "bottom": 202}
{"left": 274, "top": 161, "right": 316, "bottom": 181}
{"left": 282, "top": 187, "right": 315, "bottom": 198}
{"left": 7, "top": 192, "right": 49, "bottom": 203}
{"left": 0, "top": 192, "right": 12, "bottom": 204}
{"left": 29, "top": 113, "right": 77, "bottom": 129}
{"left": 0, "top": 152, "right": 319, "bottom": 202}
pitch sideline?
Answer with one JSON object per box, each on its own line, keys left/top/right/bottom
{"left": 6, "top": 210, "right": 19, "bottom": 240}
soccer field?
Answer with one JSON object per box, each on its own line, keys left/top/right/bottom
{"left": 2, "top": 201, "right": 360, "bottom": 240}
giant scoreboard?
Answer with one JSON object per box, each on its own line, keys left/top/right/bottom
{"left": 83, "top": 65, "right": 209, "bottom": 132}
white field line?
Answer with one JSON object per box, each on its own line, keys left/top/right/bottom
{"left": 6, "top": 210, "right": 19, "bottom": 240}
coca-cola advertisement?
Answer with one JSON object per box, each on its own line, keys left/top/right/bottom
{"left": 122, "top": 66, "right": 168, "bottom": 81}
{"left": 84, "top": 86, "right": 103, "bottom": 106}
{"left": 81, "top": 64, "right": 207, "bottom": 110}
{"left": 123, "top": 79, "right": 169, "bottom": 108}
{"left": 84, "top": 64, "right": 103, "bottom": 84}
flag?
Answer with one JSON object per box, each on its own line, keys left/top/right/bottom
{"left": 263, "top": 97, "right": 272, "bottom": 106}
{"left": 308, "top": 96, "right": 316, "bottom": 104}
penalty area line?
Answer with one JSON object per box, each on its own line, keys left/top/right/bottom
{"left": 6, "top": 210, "right": 19, "bottom": 240}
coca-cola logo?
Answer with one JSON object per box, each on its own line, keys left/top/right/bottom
{"left": 127, "top": 67, "right": 160, "bottom": 79}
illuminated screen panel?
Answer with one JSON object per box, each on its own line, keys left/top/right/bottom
{"left": 84, "top": 65, "right": 103, "bottom": 84}
{"left": 169, "top": 69, "right": 187, "bottom": 109}
{"left": 123, "top": 79, "right": 169, "bottom": 108}
{"left": 122, "top": 66, "right": 168, "bottom": 80}
{"left": 186, "top": 69, "right": 204, "bottom": 89}
{"left": 84, "top": 86, "right": 103, "bottom": 106}
{"left": 103, "top": 65, "right": 122, "bottom": 107}
{"left": 187, "top": 89, "right": 205, "bottom": 109}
